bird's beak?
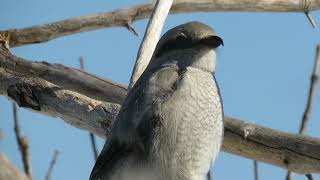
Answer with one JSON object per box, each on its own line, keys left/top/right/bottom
{"left": 200, "top": 36, "right": 224, "bottom": 48}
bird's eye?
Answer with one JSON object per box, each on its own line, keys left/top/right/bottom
{"left": 176, "top": 33, "right": 190, "bottom": 43}
{"left": 175, "top": 33, "right": 192, "bottom": 48}
{"left": 154, "top": 33, "right": 192, "bottom": 58}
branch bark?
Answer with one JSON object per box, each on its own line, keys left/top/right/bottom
{"left": 1, "top": 0, "right": 320, "bottom": 47}
{"left": 1, "top": 68, "right": 320, "bottom": 174}
{"left": 299, "top": 45, "right": 320, "bottom": 134}
{"left": 0, "top": 68, "right": 119, "bottom": 137}
{"left": 286, "top": 45, "right": 320, "bottom": 180}
{"left": 129, "top": 0, "right": 172, "bottom": 89}
{"left": 0, "top": 151, "right": 30, "bottom": 180}
{"left": 79, "top": 56, "right": 99, "bottom": 160}
{"left": 222, "top": 118, "right": 320, "bottom": 173}
{"left": 0, "top": 51, "right": 126, "bottom": 104}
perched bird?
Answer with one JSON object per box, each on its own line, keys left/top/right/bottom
{"left": 89, "top": 21, "right": 224, "bottom": 180}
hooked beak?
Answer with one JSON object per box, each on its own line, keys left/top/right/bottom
{"left": 199, "top": 35, "right": 224, "bottom": 48}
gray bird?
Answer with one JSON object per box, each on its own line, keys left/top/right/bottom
{"left": 89, "top": 21, "right": 224, "bottom": 180}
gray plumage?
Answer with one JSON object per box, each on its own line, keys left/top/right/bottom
{"left": 89, "top": 21, "right": 224, "bottom": 180}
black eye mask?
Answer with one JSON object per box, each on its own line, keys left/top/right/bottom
{"left": 155, "top": 34, "right": 223, "bottom": 58}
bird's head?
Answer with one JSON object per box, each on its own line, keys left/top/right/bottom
{"left": 152, "top": 21, "right": 223, "bottom": 73}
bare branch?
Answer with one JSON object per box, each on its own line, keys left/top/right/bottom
{"left": 89, "top": 133, "right": 99, "bottom": 160}
{"left": 0, "top": 51, "right": 127, "bottom": 104}
{"left": 304, "top": 12, "right": 317, "bottom": 28}
{"left": 79, "top": 56, "right": 99, "bottom": 160}
{"left": 0, "top": 151, "right": 30, "bottom": 180}
{"left": 303, "top": 0, "right": 317, "bottom": 28}
{"left": 254, "top": 160, "right": 259, "bottom": 180}
{"left": 0, "top": 68, "right": 120, "bottom": 137}
{"left": 2, "top": 0, "right": 320, "bottom": 47}
{"left": 12, "top": 103, "right": 32, "bottom": 179}
{"left": 299, "top": 45, "right": 320, "bottom": 134}
{"left": 0, "top": 128, "right": 3, "bottom": 141}
{"left": 45, "top": 150, "right": 59, "bottom": 180}
{"left": 286, "top": 44, "right": 320, "bottom": 180}
{"left": 222, "top": 118, "right": 320, "bottom": 173}
{"left": 1, "top": 68, "right": 320, "bottom": 173}
{"left": 125, "top": 22, "right": 139, "bottom": 37}
{"left": 129, "top": 0, "right": 172, "bottom": 89}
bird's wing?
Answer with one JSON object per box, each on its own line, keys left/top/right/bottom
{"left": 89, "top": 64, "right": 180, "bottom": 180}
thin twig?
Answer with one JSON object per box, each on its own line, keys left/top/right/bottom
{"left": 299, "top": 45, "right": 320, "bottom": 133}
{"left": 254, "top": 160, "right": 259, "bottom": 180}
{"left": 79, "top": 56, "right": 85, "bottom": 70}
{"left": 128, "top": 0, "right": 173, "bottom": 89}
{"left": 0, "top": 128, "right": 3, "bottom": 141}
{"left": 304, "top": 12, "right": 317, "bottom": 28}
{"left": 303, "top": 0, "right": 317, "bottom": 28}
{"left": 12, "top": 103, "right": 33, "bottom": 179}
{"left": 286, "top": 45, "right": 320, "bottom": 179}
{"left": 89, "top": 133, "right": 99, "bottom": 160}
{"left": 79, "top": 56, "right": 99, "bottom": 160}
{"left": 45, "top": 150, "right": 59, "bottom": 180}
{"left": 125, "top": 21, "right": 139, "bottom": 36}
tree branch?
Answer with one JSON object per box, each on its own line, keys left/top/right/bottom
{"left": 45, "top": 150, "right": 59, "bottom": 180}
{"left": 1, "top": 0, "right": 320, "bottom": 47}
{"left": 286, "top": 45, "right": 320, "bottom": 179}
{"left": 129, "top": 0, "right": 172, "bottom": 89}
{"left": 12, "top": 103, "right": 32, "bottom": 179}
{"left": 0, "top": 68, "right": 120, "bottom": 137}
{"left": 0, "top": 51, "right": 126, "bottom": 104}
{"left": 79, "top": 56, "right": 99, "bottom": 160}
{"left": 1, "top": 68, "right": 320, "bottom": 174}
{"left": 223, "top": 118, "right": 320, "bottom": 173}
{"left": 254, "top": 160, "right": 259, "bottom": 180}
{"left": 0, "top": 151, "right": 30, "bottom": 180}
{"left": 299, "top": 45, "right": 320, "bottom": 134}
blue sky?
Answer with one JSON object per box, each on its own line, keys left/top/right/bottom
{"left": 1, "top": 0, "right": 320, "bottom": 179}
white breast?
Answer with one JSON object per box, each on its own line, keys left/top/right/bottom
{"left": 152, "top": 67, "right": 223, "bottom": 180}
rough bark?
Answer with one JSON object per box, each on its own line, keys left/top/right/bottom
{"left": 0, "top": 151, "right": 30, "bottom": 180}
{"left": 1, "top": 0, "right": 320, "bottom": 47}
{"left": 223, "top": 118, "right": 320, "bottom": 173}
{"left": 0, "top": 68, "right": 119, "bottom": 137}
{"left": 0, "top": 51, "right": 126, "bottom": 104}
{"left": 1, "top": 68, "right": 320, "bottom": 174}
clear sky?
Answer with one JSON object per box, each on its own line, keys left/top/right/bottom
{"left": 1, "top": 0, "right": 320, "bottom": 180}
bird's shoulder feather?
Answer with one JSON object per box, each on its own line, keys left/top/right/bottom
{"left": 89, "top": 64, "right": 181, "bottom": 180}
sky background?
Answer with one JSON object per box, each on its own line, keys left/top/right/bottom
{"left": 1, "top": 0, "right": 320, "bottom": 180}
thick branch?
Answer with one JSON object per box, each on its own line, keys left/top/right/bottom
{"left": 1, "top": 0, "right": 320, "bottom": 47}
{"left": 222, "top": 118, "right": 320, "bottom": 173}
{"left": 0, "top": 68, "right": 119, "bottom": 137}
{"left": 0, "top": 151, "right": 30, "bottom": 180}
{"left": 129, "top": 0, "right": 172, "bottom": 89}
{"left": 286, "top": 42, "right": 320, "bottom": 180}
{"left": 1, "top": 68, "right": 320, "bottom": 173}
{"left": 0, "top": 51, "right": 126, "bottom": 104}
